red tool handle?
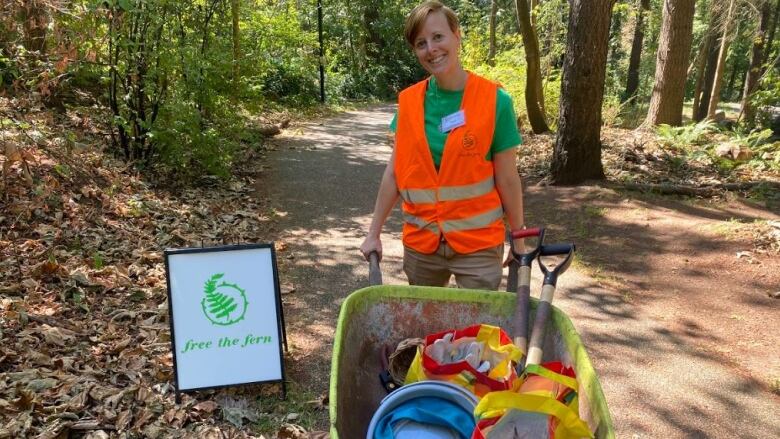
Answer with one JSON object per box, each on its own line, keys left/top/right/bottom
{"left": 511, "top": 227, "right": 542, "bottom": 240}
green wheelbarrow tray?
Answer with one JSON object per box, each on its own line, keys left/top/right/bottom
{"left": 329, "top": 285, "right": 615, "bottom": 439}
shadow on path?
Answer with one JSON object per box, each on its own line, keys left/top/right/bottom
{"left": 256, "top": 105, "right": 780, "bottom": 436}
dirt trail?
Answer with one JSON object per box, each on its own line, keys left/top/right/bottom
{"left": 257, "top": 105, "right": 780, "bottom": 437}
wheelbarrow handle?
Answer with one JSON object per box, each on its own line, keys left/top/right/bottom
{"left": 368, "top": 251, "right": 383, "bottom": 286}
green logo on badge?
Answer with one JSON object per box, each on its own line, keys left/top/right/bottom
{"left": 201, "top": 273, "right": 248, "bottom": 326}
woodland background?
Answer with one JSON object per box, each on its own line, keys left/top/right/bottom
{"left": 1, "top": 0, "right": 779, "bottom": 438}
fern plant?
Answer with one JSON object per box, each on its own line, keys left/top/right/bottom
{"left": 201, "top": 273, "right": 247, "bottom": 326}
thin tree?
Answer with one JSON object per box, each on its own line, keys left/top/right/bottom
{"left": 550, "top": 0, "right": 616, "bottom": 184}
{"left": 645, "top": 0, "right": 696, "bottom": 126}
{"left": 741, "top": 0, "right": 772, "bottom": 123}
{"left": 706, "top": 0, "right": 737, "bottom": 119}
{"left": 488, "top": 0, "right": 498, "bottom": 66}
{"left": 623, "top": 0, "right": 650, "bottom": 104}
{"left": 514, "top": 0, "right": 549, "bottom": 133}
{"left": 691, "top": 19, "right": 715, "bottom": 120}
{"left": 761, "top": 0, "right": 780, "bottom": 67}
{"left": 231, "top": 0, "right": 240, "bottom": 93}
{"left": 696, "top": 35, "right": 721, "bottom": 120}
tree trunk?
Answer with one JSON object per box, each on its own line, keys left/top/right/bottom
{"left": 231, "top": 0, "right": 240, "bottom": 92}
{"left": 742, "top": 1, "right": 772, "bottom": 123}
{"left": 645, "top": 0, "right": 696, "bottom": 126}
{"left": 18, "top": 0, "right": 48, "bottom": 53}
{"left": 725, "top": 48, "right": 739, "bottom": 100}
{"left": 530, "top": 0, "right": 539, "bottom": 27}
{"left": 762, "top": 0, "right": 780, "bottom": 68}
{"left": 488, "top": 0, "right": 498, "bottom": 66}
{"left": 514, "top": 0, "right": 550, "bottom": 133}
{"left": 696, "top": 36, "right": 720, "bottom": 120}
{"left": 691, "top": 31, "right": 714, "bottom": 120}
{"left": 623, "top": 0, "right": 650, "bottom": 104}
{"left": 550, "top": 0, "right": 616, "bottom": 185}
{"left": 707, "top": 0, "right": 737, "bottom": 119}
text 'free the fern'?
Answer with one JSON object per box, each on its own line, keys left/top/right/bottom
{"left": 181, "top": 334, "right": 273, "bottom": 353}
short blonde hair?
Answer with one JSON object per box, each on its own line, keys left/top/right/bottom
{"left": 404, "top": 1, "right": 460, "bottom": 47}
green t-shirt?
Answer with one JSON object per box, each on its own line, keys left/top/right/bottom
{"left": 390, "top": 76, "right": 522, "bottom": 168}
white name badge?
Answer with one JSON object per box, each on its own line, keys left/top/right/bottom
{"left": 440, "top": 110, "right": 466, "bottom": 133}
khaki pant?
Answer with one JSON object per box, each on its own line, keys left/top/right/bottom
{"left": 403, "top": 242, "right": 504, "bottom": 291}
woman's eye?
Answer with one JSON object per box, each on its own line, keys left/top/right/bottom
{"left": 415, "top": 41, "right": 426, "bottom": 49}
{"left": 433, "top": 34, "right": 442, "bottom": 41}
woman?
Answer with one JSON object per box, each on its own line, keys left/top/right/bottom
{"left": 360, "top": 0, "right": 526, "bottom": 291}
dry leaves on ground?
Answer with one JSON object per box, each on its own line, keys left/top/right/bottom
{"left": 0, "top": 96, "right": 285, "bottom": 438}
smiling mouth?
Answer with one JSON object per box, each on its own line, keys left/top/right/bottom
{"left": 429, "top": 55, "right": 446, "bottom": 66}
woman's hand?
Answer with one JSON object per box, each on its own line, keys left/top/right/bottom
{"left": 360, "top": 235, "right": 383, "bottom": 262}
{"left": 503, "top": 238, "right": 526, "bottom": 267}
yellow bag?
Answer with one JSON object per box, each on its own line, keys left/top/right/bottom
{"left": 472, "top": 362, "right": 593, "bottom": 439}
{"left": 405, "top": 324, "right": 522, "bottom": 398}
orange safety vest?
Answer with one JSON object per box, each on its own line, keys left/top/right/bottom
{"left": 395, "top": 73, "right": 505, "bottom": 254}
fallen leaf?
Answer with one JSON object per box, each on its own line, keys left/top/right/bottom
{"left": 277, "top": 423, "right": 307, "bottom": 439}
{"left": 193, "top": 400, "right": 218, "bottom": 414}
{"left": 26, "top": 378, "right": 58, "bottom": 392}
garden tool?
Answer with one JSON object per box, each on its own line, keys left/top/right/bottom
{"left": 526, "top": 243, "right": 576, "bottom": 366}
{"left": 506, "top": 227, "right": 545, "bottom": 365}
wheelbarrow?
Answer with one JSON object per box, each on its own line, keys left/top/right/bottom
{"left": 330, "top": 239, "right": 614, "bottom": 438}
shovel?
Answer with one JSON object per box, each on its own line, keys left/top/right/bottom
{"left": 525, "top": 243, "right": 575, "bottom": 366}
{"left": 506, "top": 227, "right": 545, "bottom": 362}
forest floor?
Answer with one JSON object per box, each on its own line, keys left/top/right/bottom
{"left": 0, "top": 100, "right": 779, "bottom": 438}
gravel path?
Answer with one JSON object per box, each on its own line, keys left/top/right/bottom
{"left": 257, "top": 105, "right": 780, "bottom": 437}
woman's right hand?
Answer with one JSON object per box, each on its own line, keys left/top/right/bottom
{"left": 360, "top": 235, "right": 383, "bottom": 262}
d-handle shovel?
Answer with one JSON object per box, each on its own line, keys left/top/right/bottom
{"left": 368, "top": 251, "right": 383, "bottom": 286}
{"left": 525, "top": 243, "right": 576, "bottom": 366}
{"left": 506, "top": 228, "right": 546, "bottom": 360}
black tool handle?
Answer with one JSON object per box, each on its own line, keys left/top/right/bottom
{"left": 368, "top": 252, "right": 382, "bottom": 286}
{"left": 538, "top": 243, "right": 575, "bottom": 286}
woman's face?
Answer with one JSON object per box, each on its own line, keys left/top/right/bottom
{"left": 412, "top": 11, "right": 461, "bottom": 79}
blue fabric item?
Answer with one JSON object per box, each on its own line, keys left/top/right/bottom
{"left": 373, "top": 396, "right": 476, "bottom": 439}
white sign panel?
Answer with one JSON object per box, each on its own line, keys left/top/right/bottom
{"left": 165, "top": 244, "right": 286, "bottom": 392}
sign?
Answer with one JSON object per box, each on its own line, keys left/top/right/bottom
{"left": 164, "top": 244, "right": 287, "bottom": 394}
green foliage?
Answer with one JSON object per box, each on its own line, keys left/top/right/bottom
{"left": 656, "top": 120, "right": 718, "bottom": 150}
{"left": 0, "top": 54, "right": 20, "bottom": 86}
{"left": 323, "top": 0, "right": 423, "bottom": 99}
{"left": 656, "top": 119, "right": 780, "bottom": 176}
{"left": 749, "top": 68, "right": 780, "bottom": 132}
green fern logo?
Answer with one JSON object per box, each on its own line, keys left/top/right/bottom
{"left": 201, "top": 273, "right": 248, "bottom": 326}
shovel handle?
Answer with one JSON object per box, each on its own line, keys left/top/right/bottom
{"left": 538, "top": 243, "right": 575, "bottom": 286}
{"left": 368, "top": 252, "right": 383, "bottom": 286}
{"left": 508, "top": 227, "right": 544, "bottom": 360}
{"left": 510, "top": 227, "right": 546, "bottom": 267}
{"left": 526, "top": 285, "right": 555, "bottom": 366}
{"left": 511, "top": 227, "right": 543, "bottom": 240}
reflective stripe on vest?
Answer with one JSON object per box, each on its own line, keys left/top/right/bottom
{"left": 441, "top": 206, "right": 504, "bottom": 233}
{"left": 399, "top": 176, "right": 497, "bottom": 204}
{"left": 403, "top": 206, "right": 504, "bottom": 234}
{"left": 402, "top": 212, "right": 440, "bottom": 234}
